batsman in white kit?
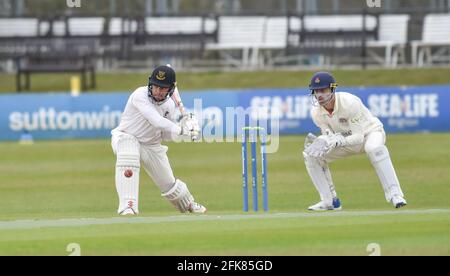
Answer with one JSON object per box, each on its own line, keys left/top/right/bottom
{"left": 111, "top": 65, "right": 206, "bottom": 215}
{"left": 303, "top": 72, "right": 407, "bottom": 211}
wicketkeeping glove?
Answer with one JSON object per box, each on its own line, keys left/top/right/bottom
{"left": 304, "top": 137, "right": 329, "bottom": 158}
{"left": 323, "top": 133, "right": 346, "bottom": 150}
{"left": 304, "top": 133, "right": 317, "bottom": 149}
{"left": 304, "top": 133, "right": 346, "bottom": 158}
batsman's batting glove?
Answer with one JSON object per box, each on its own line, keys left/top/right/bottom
{"left": 180, "top": 113, "right": 200, "bottom": 141}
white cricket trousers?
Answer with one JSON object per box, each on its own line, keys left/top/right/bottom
{"left": 111, "top": 131, "right": 176, "bottom": 193}
{"left": 324, "top": 130, "right": 386, "bottom": 162}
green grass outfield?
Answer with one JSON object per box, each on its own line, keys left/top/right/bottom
{"left": 1, "top": 68, "right": 450, "bottom": 93}
{"left": 0, "top": 133, "right": 449, "bottom": 255}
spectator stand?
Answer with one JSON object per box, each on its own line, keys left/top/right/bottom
{"left": 103, "top": 14, "right": 217, "bottom": 69}
{"left": 0, "top": 16, "right": 99, "bottom": 91}
{"left": 285, "top": 12, "right": 378, "bottom": 67}
{"left": 366, "top": 14, "right": 410, "bottom": 67}
{"left": 411, "top": 13, "right": 450, "bottom": 66}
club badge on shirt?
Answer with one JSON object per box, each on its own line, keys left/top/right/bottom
{"left": 342, "top": 130, "right": 352, "bottom": 137}
{"left": 339, "top": 118, "right": 349, "bottom": 125}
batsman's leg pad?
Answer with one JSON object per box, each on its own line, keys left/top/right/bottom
{"left": 115, "top": 136, "right": 140, "bottom": 214}
{"left": 161, "top": 179, "right": 195, "bottom": 213}
{"left": 303, "top": 151, "right": 336, "bottom": 205}
{"left": 367, "top": 145, "right": 404, "bottom": 202}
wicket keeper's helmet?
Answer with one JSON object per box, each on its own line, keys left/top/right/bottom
{"left": 148, "top": 65, "right": 176, "bottom": 102}
{"left": 309, "top": 72, "right": 337, "bottom": 93}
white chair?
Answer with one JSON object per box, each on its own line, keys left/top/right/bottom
{"left": 411, "top": 14, "right": 450, "bottom": 66}
{"left": 303, "top": 15, "right": 377, "bottom": 32}
{"left": 145, "top": 17, "right": 215, "bottom": 35}
{"left": 366, "top": 14, "right": 410, "bottom": 67}
{"left": 303, "top": 15, "right": 377, "bottom": 49}
{"left": 205, "top": 16, "right": 266, "bottom": 68}
{"left": 247, "top": 17, "right": 289, "bottom": 67}
{"left": 68, "top": 17, "right": 105, "bottom": 36}
{"left": 109, "top": 17, "right": 137, "bottom": 36}
{"left": 0, "top": 18, "right": 41, "bottom": 37}
{"left": 260, "top": 17, "right": 288, "bottom": 49}
{"left": 51, "top": 20, "right": 66, "bottom": 36}
{"left": 286, "top": 15, "right": 377, "bottom": 66}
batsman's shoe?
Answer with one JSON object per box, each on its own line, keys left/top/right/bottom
{"left": 188, "top": 202, "right": 207, "bottom": 214}
{"left": 118, "top": 207, "right": 138, "bottom": 215}
{"left": 308, "top": 198, "right": 342, "bottom": 211}
{"left": 391, "top": 195, "right": 407, "bottom": 208}
{"left": 308, "top": 201, "right": 333, "bottom": 211}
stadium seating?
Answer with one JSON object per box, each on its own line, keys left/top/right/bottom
{"left": 411, "top": 13, "right": 450, "bottom": 66}
{"left": 285, "top": 15, "right": 377, "bottom": 66}
{"left": 109, "top": 16, "right": 216, "bottom": 66}
{"left": 0, "top": 18, "right": 46, "bottom": 37}
{"left": 2, "top": 13, "right": 450, "bottom": 71}
{"left": 255, "top": 17, "right": 289, "bottom": 66}
{"left": 302, "top": 15, "right": 377, "bottom": 31}
{"left": 50, "top": 20, "right": 67, "bottom": 36}
{"left": 108, "top": 17, "right": 137, "bottom": 36}
{"left": 205, "top": 16, "right": 300, "bottom": 68}
{"left": 145, "top": 16, "right": 216, "bottom": 34}
{"left": 366, "top": 14, "right": 410, "bottom": 67}
{"left": 205, "top": 16, "right": 267, "bottom": 68}
{"left": 68, "top": 17, "right": 105, "bottom": 36}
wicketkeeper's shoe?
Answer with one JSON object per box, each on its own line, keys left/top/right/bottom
{"left": 308, "top": 198, "right": 342, "bottom": 211}
{"left": 188, "top": 202, "right": 207, "bottom": 214}
{"left": 391, "top": 195, "right": 407, "bottom": 208}
{"left": 332, "top": 197, "right": 342, "bottom": 210}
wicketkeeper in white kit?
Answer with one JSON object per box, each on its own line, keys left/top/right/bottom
{"left": 111, "top": 65, "right": 206, "bottom": 215}
{"left": 303, "top": 72, "right": 407, "bottom": 211}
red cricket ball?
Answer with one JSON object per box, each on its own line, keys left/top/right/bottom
{"left": 124, "top": 169, "right": 133, "bottom": 178}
